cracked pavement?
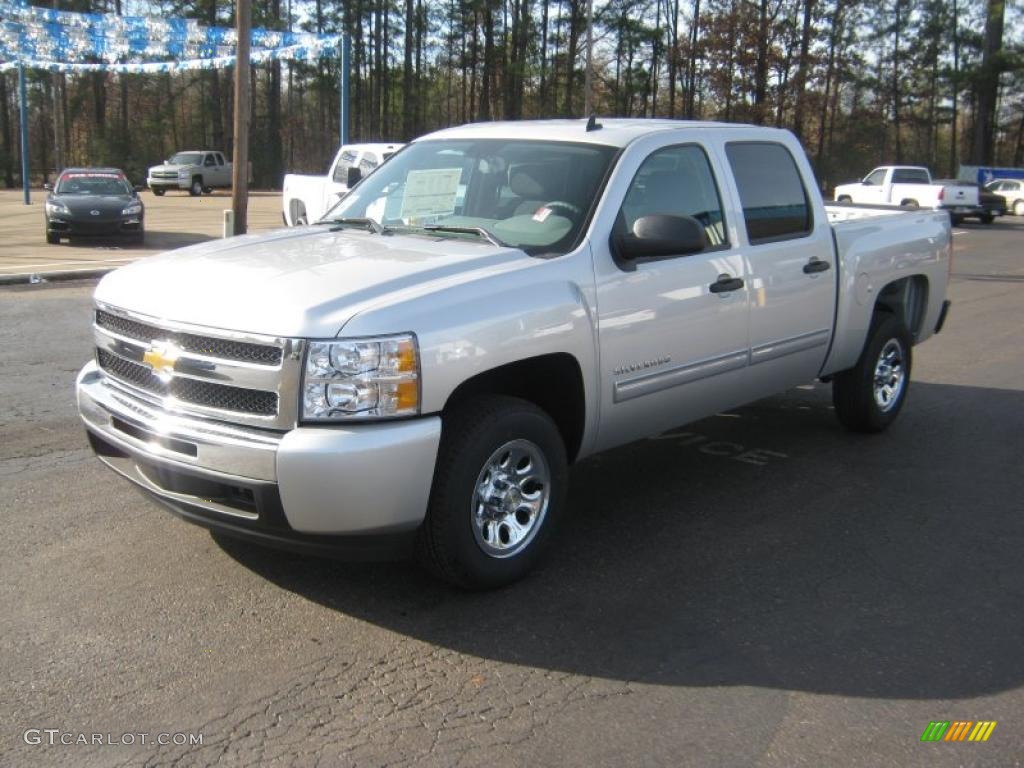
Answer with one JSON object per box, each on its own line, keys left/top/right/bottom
{"left": 1, "top": 219, "right": 1022, "bottom": 767}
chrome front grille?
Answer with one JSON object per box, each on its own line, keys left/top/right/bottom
{"left": 96, "top": 349, "right": 278, "bottom": 415}
{"left": 96, "top": 310, "right": 283, "bottom": 365}
{"left": 93, "top": 304, "right": 302, "bottom": 429}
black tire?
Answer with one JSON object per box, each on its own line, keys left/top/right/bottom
{"left": 951, "top": 215, "right": 964, "bottom": 226}
{"left": 418, "top": 395, "right": 568, "bottom": 589}
{"left": 980, "top": 213, "right": 994, "bottom": 225}
{"left": 189, "top": 178, "right": 203, "bottom": 197}
{"left": 832, "top": 312, "right": 913, "bottom": 433}
{"left": 46, "top": 231, "right": 60, "bottom": 245}
{"left": 151, "top": 187, "right": 165, "bottom": 196}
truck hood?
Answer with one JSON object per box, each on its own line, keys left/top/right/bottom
{"left": 94, "top": 227, "right": 533, "bottom": 338}
{"left": 149, "top": 164, "right": 192, "bottom": 174}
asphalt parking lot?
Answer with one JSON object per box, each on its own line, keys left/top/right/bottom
{"left": 0, "top": 189, "right": 284, "bottom": 282}
{"left": 1, "top": 217, "right": 1022, "bottom": 767}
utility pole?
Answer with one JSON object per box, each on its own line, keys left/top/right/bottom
{"left": 52, "top": 0, "right": 63, "bottom": 176}
{"left": 231, "top": 0, "right": 252, "bottom": 235}
{"left": 583, "top": 0, "right": 594, "bottom": 116}
{"left": 18, "top": 64, "right": 29, "bottom": 205}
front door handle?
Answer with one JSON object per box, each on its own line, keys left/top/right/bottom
{"left": 709, "top": 274, "right": 745, "bottom": 293}
{"left": 803, "top": 258, "right": 831, "bottom": 274}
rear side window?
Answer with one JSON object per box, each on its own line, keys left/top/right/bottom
{"left": 726, "top": 142, "right": 811, "bottom": 244}
{"left": 332, "top": 151, "right": 359, "bottom": 183}
{"left": 892, "top": 168, "right": 930, "bottom": 184}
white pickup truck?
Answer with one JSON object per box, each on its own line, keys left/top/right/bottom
{"left": 833, "top": 165, "right": 979, "bottom": 224}
{"left": 281, "top": 143, "right": 403, "bottom": 226}
{"left": 147, "top": 151, "right": 233, "bottom": 197}
{"left": 78, "top": 119, "right": 951, "bottom": 589}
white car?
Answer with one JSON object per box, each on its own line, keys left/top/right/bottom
{"left": 984, "top": 179, "right": 1024, "bottom": 216}
{"left": 282, "top": 143, "right": 403, "bottom": 226}
{"left": 834, "top": 165, "right": 979, "bottom": 224}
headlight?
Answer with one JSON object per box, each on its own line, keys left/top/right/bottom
{"left": 302, "top": 334, "right": 420, "bottom": 421}
{"left": 122, "top": 202, "right": 143, "bottom": 215}
{"left": 45, "top": 200, "right": 69, "bottom": 216}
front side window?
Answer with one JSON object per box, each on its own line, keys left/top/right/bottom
{"left": 203, "top": 155, "right": 216, "bottom": 167}
{"left": 726, "top": 142, "right": 811, "bottom": 244}
{"left": 323, "top": 139, "right": 617, "bottom": 256}
{"left": 864, "top": 169, "right": 887, "bottom": 185}
{"left": 618, "top": 144, "right": 727, "bottom": 250}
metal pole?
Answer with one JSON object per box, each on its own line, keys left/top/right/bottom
{"left": 18, "top": 64, "right": 30, "bottom": 205}
{"left": 584, "top": 0, "right": 594, "bottom": 117}
{"left": 231, "top": 0, "right": 252, "bottom": 236}
{"left": 340, "top": 35, "right": 350, "bottom": 145}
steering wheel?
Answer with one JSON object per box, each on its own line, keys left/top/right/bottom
{"left": 541, "top": 200, "right": 583, "bottom": 217}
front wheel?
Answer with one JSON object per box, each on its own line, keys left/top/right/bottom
{"left": 46, "top": 231, "right": 60, "bottom": 245}
{"left": 189, "top": 178, "right": 203, "bottom": 197}
{"left": 151, "top": 187, "right": 165, "bottom": 197}
{"left": 832, "top": 312, "right": 913, "bottom": 433}
{"left": 1014, "top": 200, "right": 1024, "bottom": 217}
{"left": 418, "top": 396, "right": 568, "bottom": 589}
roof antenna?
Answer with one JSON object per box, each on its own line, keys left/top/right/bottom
{"left": 585, "top": 114, "right": 602, "bottom": 132}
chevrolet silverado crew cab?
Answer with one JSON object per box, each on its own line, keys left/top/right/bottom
{"left": 78, "top": 119, "right": 951, "bottom": 589}
{"left": 833, "top": 165, "right": 979, "bottom": 224}
{"left": 147, "top": 151, "right": 233, "bottom": 196}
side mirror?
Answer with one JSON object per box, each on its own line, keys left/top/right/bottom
{"left": 43, "top": 182, "right": 52, "bottom": 191}
{"left": 346, "top": 166, "right": 362, "bottom": 188}
{"left": 614, "top": 214, "right": 707, "bottom": 262}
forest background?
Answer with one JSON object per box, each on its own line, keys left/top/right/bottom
{"left": 1, "top": 0, "right": 1021, "bottom": 192}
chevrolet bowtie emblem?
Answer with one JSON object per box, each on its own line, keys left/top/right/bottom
{"left": 142, "top": 342, "right": 180, "bottom": 381}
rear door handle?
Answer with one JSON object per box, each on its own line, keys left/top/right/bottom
{"left": 803, "top": 259, "right": 831, "bottom": 274}
{"left": 709, "top": 274, "right": 745, "bottom": 293}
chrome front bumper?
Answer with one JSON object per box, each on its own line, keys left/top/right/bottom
{"left": 77, "top": 362, "right": 442, "bottom": 537}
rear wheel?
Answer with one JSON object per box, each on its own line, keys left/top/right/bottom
{"left": 951, "top": 215, "right": 964, "bottom": 226}
{"left": 418, "top": 395, "right": 567, "bottom": 589}
{"left": 980, "top": 213, "right": 995, "bottom": 225}
{"left": 832, "top": 312, "right": 913, "bottom": 433}
{"left": 837, "top": 195, "right": 852, "bottom": 203}
{"left": 46, "top": 231, "right": 60, "bottom": 245}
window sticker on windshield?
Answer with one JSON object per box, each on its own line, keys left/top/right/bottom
{"left": 400, "top": 168, "right": 463, "bottom": 219}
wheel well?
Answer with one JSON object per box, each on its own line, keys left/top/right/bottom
{"left": 899, "top": 198, "right": 919, "bottom": 208}
{"left": 443, "top": 353, "right": 586, "bottom": 462}
{"left": 289, "top": 199, "right": 307, "bottom": 223}
{"left": 875, "top": 276, "right": 929, "bottom": 341}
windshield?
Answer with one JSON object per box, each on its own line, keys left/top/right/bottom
{"left": 56, "top": 173, "right": 131, "bottom": 196}
{"left": 168, "top": 152, "right": 203, "bottom": 165}
{"left": 322, "top": 139, "right": 618, "bottom": 256}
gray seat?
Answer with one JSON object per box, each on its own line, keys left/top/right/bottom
{"left": 507, "top": 163, "right": 566, "bottom": 217}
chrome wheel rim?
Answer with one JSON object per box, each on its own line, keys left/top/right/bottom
{"left": 472, "top": 439, "right": 550, "bottom": 559}
{"left": 873, "top": 339, "right": 906, "bottom": 412}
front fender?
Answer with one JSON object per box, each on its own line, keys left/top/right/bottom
{"left": 339, "top": 248, "right": 601, "bottom": 458}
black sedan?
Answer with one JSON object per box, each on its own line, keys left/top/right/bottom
{"left": 44, "top": 168, "right": 145, "bottom": 244}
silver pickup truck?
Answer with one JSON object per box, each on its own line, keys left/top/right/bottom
{"left": 147, "top": 151, "right": 233, "bottom": 197}
{"left": 77, "top": 119, "right": 951, "bottom": 588}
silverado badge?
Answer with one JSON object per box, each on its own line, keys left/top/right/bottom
{"left": 142, "top": 342, "right": 180, "bottom": 381}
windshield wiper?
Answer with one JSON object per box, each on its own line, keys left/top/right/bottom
{"left": 325, "top": 217, "right": 390, "bottom": 235}
{"left": 421, "top": 224, "right": 507, "bottom": 247}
